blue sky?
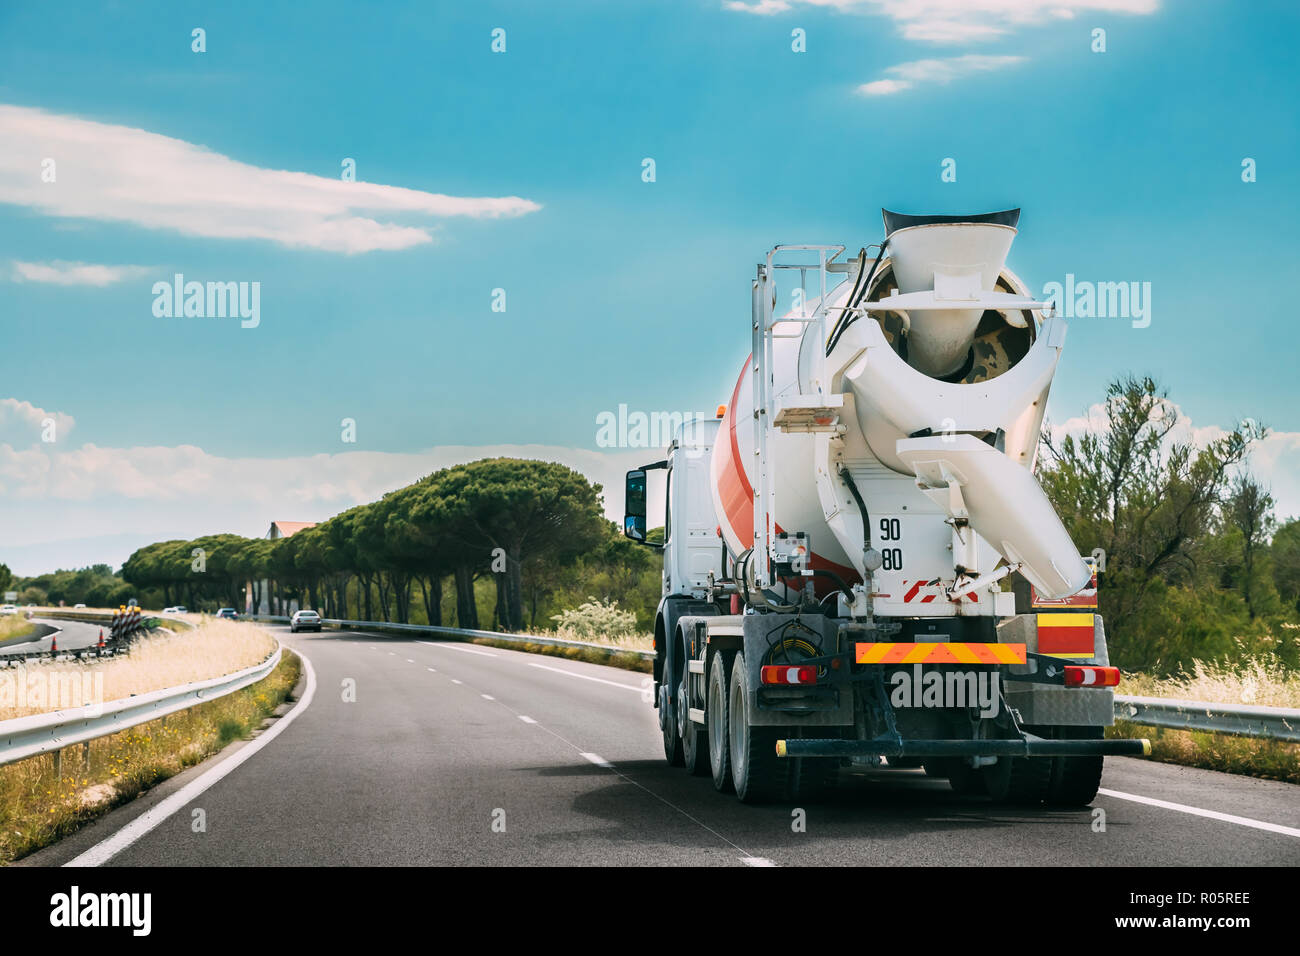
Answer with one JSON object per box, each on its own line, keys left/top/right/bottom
{"left": 1, "top": 0, "right": 1297, "bottom": 573}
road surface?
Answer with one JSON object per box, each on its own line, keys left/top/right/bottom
{"left": 24, "top": 624, "right": 1300, "bottom": 866}
{"left": 0, "top": 618, "right": 104, "bottom": 657}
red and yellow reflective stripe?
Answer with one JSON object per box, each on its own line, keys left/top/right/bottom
{"left": 1036, "top": 612, "right": 1096, "bottom": 658}
{"left": 854, "top": 642, "right": 1026, "bottom": 665}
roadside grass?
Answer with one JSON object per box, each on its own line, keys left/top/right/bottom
{"left": 0, "top": 618, "right": 275, "bottom": 721}
{"left": 0, "top": 617, "right": 35, "bottom": 643}
{"left": 1108, "top": 655, "right": 1300, "bottom": 784}
{"left": 0, "top": 650, "right": 301, "bottom": 865}
{"left": 467, "top": 636, "right": 652, "bottom": 673}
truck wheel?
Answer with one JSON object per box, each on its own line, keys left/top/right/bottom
{"left": 707, "top": 650, "right": 734, "bottom": 792}
{"left": 728, "top": 650, "right": 789, "bottom": 803}
{"left": 1047, "top": 726, "right": 1104, "bottom": 807}
{"left": 948, "top": 757, "right": 1011, "bottom": 800}
{"left": 679, "top": 640, "right": 710, "bottom": 776}
{"left": 660, "top": 645, "right": 683, "bottom": 767}
{"left": 1007, "top": 725, "right": 1053, "bottom": 805}
{"left": 788, "top": 753, "right": 840, "bottom": 803}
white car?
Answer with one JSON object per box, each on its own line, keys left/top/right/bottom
{"left": 290, "top": 609, "right": 322, "bottom": 633}
{"left": 0, "top": 604, "right": 17, "bottom": 616}
{"left": 74, "top": 603, "right": 87, "bottom": 609}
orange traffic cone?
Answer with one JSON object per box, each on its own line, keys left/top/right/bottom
{"left": 97, "top": 629, "right": 106, "bottom": 649}
{"left": 50, "top": 635, "right": 57, "bottom": 654}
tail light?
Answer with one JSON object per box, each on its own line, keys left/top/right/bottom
{"left": 1064, "top": 665, "right": 1120, "bottom": 687}
{"left": 761, "top": 665, "right": 817, "bottom": 686}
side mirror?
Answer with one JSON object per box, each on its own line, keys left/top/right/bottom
{"left": 624, "top": 470, "right": 647, "bottom": 542}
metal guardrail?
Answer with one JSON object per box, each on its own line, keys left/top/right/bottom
{"left": 246, "top": 614, "right": 656, "bottom": 661}
{"left": 1113, "top": 694, "right": 1300, "bottom": 743}
{"left": 0, "top": 644, "right": 283, "bottom": 768}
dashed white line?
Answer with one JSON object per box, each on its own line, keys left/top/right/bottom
{"left": 518, "top": 715, "right": 537, "bottom": 724}
{"left": 416, "top": 641, "right": 496, "bottom": 657}
{"left": 741, "top": 857, "right": 776, "bottom": 867}
{"left": 450, "top": 679, "right": 463, "bottom": 685}
{"left": 426, "top": 667, "right": 437, "bottom": 673}
{"left": 406, "top": 658, "right": 415, "bottom": 663}
{"left": 1098, "top": 788, "right": 1300, "bottom": 838}
{"left": 580, "top": 752, "right": 614, "bottom": 769}
{"left": 481, "top": 694, "right": 495, "bottom": 701}
{"left": 528, "top": 662, "right": 643, "bottom": 692}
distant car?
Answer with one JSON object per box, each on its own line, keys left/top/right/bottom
{"left": 0, "top": 605, "right": 16, "bottom": 616}
{"left": 163, "top": 606, "right": 178, "bottom": 613}
{"left": 215, "top": 608, "right": 238, "bottom": 620}
{"left": 290, "top": 609, "right": 322, "bottom": 633}
{"left": 174, "top": 606, "right": 188, "bottom": 613}
{"left": 74, "top": 603, "right": 87, "bottom": 608}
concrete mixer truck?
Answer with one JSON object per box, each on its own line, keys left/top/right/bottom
{"left": 623, "top": 209, "right": 1150, "bottom": 806}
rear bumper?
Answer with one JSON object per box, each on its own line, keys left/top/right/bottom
{"left": 776, "top": 736, "right": 1150, "bottom": 759}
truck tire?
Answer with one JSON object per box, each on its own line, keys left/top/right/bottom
{"left": 788, "top": 752, "right": 840, "bottom": 803}
{"left": 707, "top": 650, "right": 734, "bottom": 792}
{"left": 660, "top": 643, "right": 683, "bottom": 767}
{"left": 1007, "top": 724, "right": 1053, "bottom": 804}
{"left": 728, "top": 650, "right": 789, "bottom": 803}
{"left": 947, "top": 757, "right": 1011, "bottom": 800}
{"left": 679, "top": 634, "right": 710, "bottom": 776}
{"left": 1046, "top": 726, "right": 1104, "bottom": 807}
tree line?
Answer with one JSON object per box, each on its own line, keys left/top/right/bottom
{"left": 114, "top": 458, "right": 659, "bottom": 632}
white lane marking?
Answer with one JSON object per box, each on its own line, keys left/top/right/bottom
{"left": 450, "top": 679, "right": 463, "bottom": 685}
{"left": 518, "top": 716, "right": 537, "bottom": 724}
{"left": 388, "top": 652, "right": 396, "bottom": 656}
{"left": 406, "top": 658, "right": 415, "bottom": 663}
{"left": 66, "top": 646, "right": 317, "bottom": 867}
{"left": 1098, "top": 788, "right": 1300, "bottom": 839}
{"left": 416, "top": 641, "right": 496, "bottom": 657}
{"left": 580, "top": 752, "right": 614, "bottom": 769}
{"left": 481, "top": 694, "right": 495, "bottom": 700}
{"left": 426, "top": 667, "right": 437, "bottom": 673}
{"left": 741, "top": 857, "right": 776, "bottom": 867}
{"left": 528, "top": 662, "right": 642, "bottom": 692}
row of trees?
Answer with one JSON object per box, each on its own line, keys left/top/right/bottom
{"left": 117, "top": 458, "right": 662, "bottom": 632}
{"left": 1039, "top": 374, "right": 1300, "bottom": 672}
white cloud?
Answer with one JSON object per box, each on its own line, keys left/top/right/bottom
{"left": 0, "top": 401, "right": 665, "bottom": 571}
{"left": 11, "top": 260, "right": 152, "bottom": 286}
{"left": 725, "top": 0, "right": 1159, "bottom": 44}
{"left": 856, "top": 54, "right": 1025, "bottom": 96}
{"left": 0, "top": 104, "right": 541, "bottom": 254}
{"left": 0, "top": 398, "right": 75, "bottom": 444}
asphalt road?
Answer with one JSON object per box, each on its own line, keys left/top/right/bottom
{"left": 26, "top": 624, "right": 1300, "bottom": 866}
{"left": 0, "top": 617, "right": 104, "bottom": 656}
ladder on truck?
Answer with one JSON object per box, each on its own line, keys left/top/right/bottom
{"left": 750, "top": 244, "right": 852, "bottom": 590}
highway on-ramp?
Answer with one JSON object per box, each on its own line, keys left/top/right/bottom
{"left": 26, "top": 624, "right": 1300, "bottom": 867}
{"left": 0, "top": 617, "right": 105, "bottom": 657}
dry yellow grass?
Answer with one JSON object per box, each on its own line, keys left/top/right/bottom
{"left": 1120, "top": 655, "right": 1300, "bottom": 708}
{"left": 0, "top": 619, "right": 275, "bottom": 721}
{"left": 0, "top": 616, "right": 35, "bottom": 642}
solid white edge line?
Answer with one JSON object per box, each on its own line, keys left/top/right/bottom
{"left": 64, "top": 645, "right": 318, "bottom": 867}
{"left": 528, "top": 662, "right": 643, "bottom": 692}
{"left": 416, "top": 641, "right": 496, "bottom": 657}
{"left": 1097, "top": 788, "right": 1300, "bottom": 839}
